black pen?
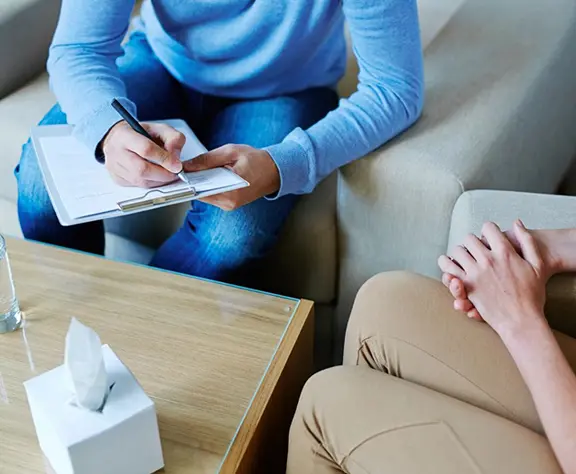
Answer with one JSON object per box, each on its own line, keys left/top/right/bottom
{"left": 111, "top": 99, "right": 191, "bottom": 186}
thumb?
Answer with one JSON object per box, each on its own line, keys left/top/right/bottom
{"left": 183, "top": 146, "right": 236, "bottom": 172}
{"left": 514, "top": 219, "right": 542, "bottom": 268}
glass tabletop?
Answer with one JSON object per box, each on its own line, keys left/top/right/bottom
{"left": 0, "top": 238, "right": 299, "bottom": 473}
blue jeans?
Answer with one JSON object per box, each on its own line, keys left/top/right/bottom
{"left": 16, "top": 33, "right": 338, "bottom": 287}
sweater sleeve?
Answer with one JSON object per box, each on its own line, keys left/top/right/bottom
{"left": 264, "top": 0, "right": 424, "bottom": 198}
{"left": 47, "top": 0, "right": 136, "bottom": 152}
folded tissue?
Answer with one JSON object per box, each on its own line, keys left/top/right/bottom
{"left": 24, "top": 318, "right": 164, "bottom": 474}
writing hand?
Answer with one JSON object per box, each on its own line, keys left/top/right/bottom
{"left": 102, "top": 121, "right": 186, "bottom": 188}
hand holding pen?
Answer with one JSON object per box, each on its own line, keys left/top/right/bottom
{"left": 99, "top": 99, "right": 189, "bottom": 188}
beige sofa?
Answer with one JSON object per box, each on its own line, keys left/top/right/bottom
{"left": 2, "top": 0, "right": 576, "bottom": 364}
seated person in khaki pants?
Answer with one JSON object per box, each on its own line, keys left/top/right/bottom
{"left": 288, "top": 221, "right": 576, "bottom": 473}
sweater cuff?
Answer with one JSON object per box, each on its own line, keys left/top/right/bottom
{"left": 264, "top": 138, "right": 310, "bottom": 200}
{"left": 72, "top": 97, "right": 137, "bottom": 159}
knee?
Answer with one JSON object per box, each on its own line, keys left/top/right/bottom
{"left": 16, "top": 150, "right": 58, "bottom": 238}
{"left": 196, "top": 210, "right": 276, "bottom": 265}
{"left": 357, "top": 271, "right": 432, "bottom": 304}
{"left": 15, "top": 137, "right": 34, "bottom": 177}
{"left": 292, "top": 366, "right": 392, "bottom": 443}
{"left": 299, "top": 367, "right": 350, "bottom": 403}
{"left": 288, "top": 367, "right": 361, "bottom": 473}
{"left": 14, "top": 104, "right": 69, "bottom": 238}
{"left": 18, "top": 196, "right": 59, "bottom": 241}
{"left": 16, "top": 103, "right": 66, "bottom": 187}
{"left": 344, "top": 272, "right": 447, "bottom": 361}
{"left": 219, "top": 228, "right": 265, "bottom": 262}
{"left": 348, "top": 271, "right": 430, "bottom": 330}
{"left": 291, "top": 367, "right": 357, "bottom": 437}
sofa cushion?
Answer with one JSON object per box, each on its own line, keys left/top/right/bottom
{"left": 337, "top": 0, "right": 465, "bottom": 98}
{"left": 105, "top": 233, "right": 155, "bottom": 264}
{"left": 0, "top": 73, "right": 55, "bottom": 204}
{"left": 264, "top": 173, "right": 337, "bottom": 302}
{"left": 0, "top": 0, "right": 60, "bottom": 99}
{"left": 0, "top": 199, "right": 21, "bottom": 238}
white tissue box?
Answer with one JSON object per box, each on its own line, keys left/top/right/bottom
{"left": 24, "top": 345, "right": 164, "bottom": 474}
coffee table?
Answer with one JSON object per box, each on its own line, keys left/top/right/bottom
{"left": 0, "top": 238, "right": 314, "bottom": 473}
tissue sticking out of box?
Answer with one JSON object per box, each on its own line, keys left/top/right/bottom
{"left": 65, "top": 318, "right": 109, "bottom": 411}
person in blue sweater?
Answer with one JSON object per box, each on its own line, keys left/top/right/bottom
{"left": 16, "top": 0, "right": 424, "bottom": 285}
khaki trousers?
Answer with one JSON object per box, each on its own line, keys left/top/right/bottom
{"left": 288, "top": 272, "right": 576, "bottom": 473}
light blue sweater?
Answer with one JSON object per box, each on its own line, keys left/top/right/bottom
{"left": 48, "top": 0, "right": 424, "bottom": 198}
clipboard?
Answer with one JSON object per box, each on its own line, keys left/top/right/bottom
{"left": 31, "top": 120, "right": 249, "bottom": 226}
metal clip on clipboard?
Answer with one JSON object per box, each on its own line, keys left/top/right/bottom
{"left": 117, "top": 187, "right": 198, "bottom": 212}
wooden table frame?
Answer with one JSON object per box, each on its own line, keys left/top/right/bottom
{"left": 224, "top": 301, "right": 314, "bottom": 473}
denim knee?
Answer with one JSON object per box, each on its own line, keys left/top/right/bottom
{"left": 16, "top": 135, "right": 104, "bottom": 253}
{"left": 150, "top": 196, "right": 298, "bottom": 281}
{"left": 16, "top": 139, "right": 61, "bottom": 237}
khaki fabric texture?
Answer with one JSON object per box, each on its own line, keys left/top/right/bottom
{"left": 344, "top": 272, "right": 576, "bottom": 433}
{"left": 288, "top": 272, "right": 575, "bottom": 473}
{"left": 288, "top": 368, "right": 560, "bottom": 474}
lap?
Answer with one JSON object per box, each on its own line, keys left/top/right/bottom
{"left": 150, "top": 87, "right": 339, "bottom": 283}
{"left": 116, "top": 31, "right": 185, "bottom": 122}
{"left": 343, "top": 271, "right": 576, "bottom": 433}
{"left": 201, "top": 87, "right": 339, "bottom": 150}
{"left": 288, "top": 366, "right": 561, "bottom": 474}
{"left": 149, "top": 194, "right": 299, "bottom": 283}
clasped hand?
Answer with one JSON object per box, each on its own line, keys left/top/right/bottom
{"left": 438, "top": 220, "right": 551, "bottom": 339}
{"left": 102, "top": 121, "right": 280, "bottom": 210}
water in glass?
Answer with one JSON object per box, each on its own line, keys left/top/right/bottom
{"left": 0, "top": 235, "right": 21, "bottom": 333}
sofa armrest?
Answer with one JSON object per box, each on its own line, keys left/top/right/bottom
{"left": 335, "top": 0, "right": 576, "bottom": 352}
{"left": 448, "top": 191, "right": 576, "bottom": 250}
{"left": 0, "top": 0, "right": 61, "bottom": 99}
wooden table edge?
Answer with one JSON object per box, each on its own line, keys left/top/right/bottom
{"left": 220, "top": 299, "right": 315, "bottom": 473}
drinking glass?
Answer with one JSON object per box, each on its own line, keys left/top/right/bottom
{"left": 0, "top": 235, "right": 21, "bottom": 333}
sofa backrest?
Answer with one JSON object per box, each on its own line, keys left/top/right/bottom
{"left": 0, "top": 0, "right": 60, "bottom": 100}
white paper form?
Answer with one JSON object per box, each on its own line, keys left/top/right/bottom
{"left": 38, "top": 129, "right": 244, "bottom": 220}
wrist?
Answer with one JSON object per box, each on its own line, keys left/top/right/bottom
{"left": 535, "top": 229, "right": 576, "bottom": 275}
{"left": 101, "top": 120, "right": 124, "bottom": 150}
{"left": 531, "top": 230, "right": 562, "bottom": 277}
{"left": 498, "top": 310, "right": 550, "bottom": 349}
{"left": 263, "top": 150, "right": 281, "bottom": 195}
{"left": 96, "top": 121, "right": 125, "bottom": 164}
